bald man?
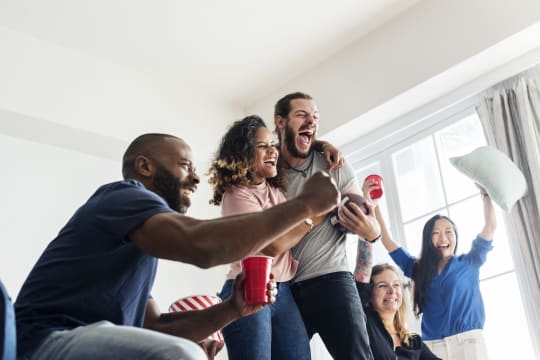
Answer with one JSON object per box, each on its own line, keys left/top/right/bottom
{"left": 14, "top": 133, "right": 339, "bottom": 360}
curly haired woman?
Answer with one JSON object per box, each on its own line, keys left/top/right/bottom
{"left": 208, "top": 115, "right": 341, "bottom": 360}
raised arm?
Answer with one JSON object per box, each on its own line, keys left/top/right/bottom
{"left": 361, "top": 177, "right": 401, "bottom": 253}
{"left": 478, "top": 185, "right": 496, "bottom": 240}
{"left": 130, "top": 171, "right": 339, "bottom": 268}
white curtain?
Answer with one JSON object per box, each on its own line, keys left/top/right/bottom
{"left": 476, "top": 69, "right": 540, "bottom": 355}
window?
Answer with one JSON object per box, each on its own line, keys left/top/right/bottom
{"left": 347, "top": 110, "right": 534, "bottom": 359}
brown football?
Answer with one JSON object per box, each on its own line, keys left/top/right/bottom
{"left": 329, "top": 193, "right": 369, "bottom": 233}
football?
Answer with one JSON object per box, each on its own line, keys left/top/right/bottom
{"left": 329, "top": 193, "right": 369, "bottom": 233}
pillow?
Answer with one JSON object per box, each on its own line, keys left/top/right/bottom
{"left": 449, "top": 146, "right": 527, "bottom": 211}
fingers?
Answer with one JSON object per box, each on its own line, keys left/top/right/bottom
{"left": 199, "top": 339, "right": 222, "bottom": 360}
{"left": 266, "top": 278, "right": 278, "bottom": 303}
{"left": 338, "top": 202, "right": 379, "bottom": 238}
{"left": 362, "top": 179, "right": 379, "bottom": 201}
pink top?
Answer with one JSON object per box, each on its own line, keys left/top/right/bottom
{"left": 222, "top": 181, "right": 298, "bottom": 282}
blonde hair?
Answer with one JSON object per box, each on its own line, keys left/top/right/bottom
{"left": 370, "top": 263, "right": 413, "bottom": 347}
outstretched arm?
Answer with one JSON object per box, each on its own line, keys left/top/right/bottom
{"left": 222, "top": 189, "right": 324, "bottom": 257}
{"left": 130, "top": 171, "right": 339, "bottom": 268}
{"left": 478, "top": 185, "right": 496, "bottom": 240}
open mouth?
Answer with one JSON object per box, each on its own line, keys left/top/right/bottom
{"left": 182, "top": 186, "right": 197, "bottom": 198}
{"left": 383, "top": 298, "right": 399, "bottom": 305}
{"left": 264, "top": 158, "right": 277, "bottom": 166}
{"left": 298, "top": 130, "right": 313, "bottom": 146}
{"left": 437, "top": 244, "right": 450, "bottom": 249}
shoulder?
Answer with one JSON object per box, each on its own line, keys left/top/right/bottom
{"left": 96, "top": 180, "right": 165, "bottom": 205}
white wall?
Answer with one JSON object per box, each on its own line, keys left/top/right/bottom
{"left": 0, "top": 27, "right": 240, "bottom": 317}
{"left": 246, "top": 0, "right": 540, "bottom": 146}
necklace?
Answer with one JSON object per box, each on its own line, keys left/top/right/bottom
{"left": 284, "top": 153, "right": 315, "bottom": 178}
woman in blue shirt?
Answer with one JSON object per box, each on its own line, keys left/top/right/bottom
{"left": 362, "top": 180, "right": 496, "bottom": 360}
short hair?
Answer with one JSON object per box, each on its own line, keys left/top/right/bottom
{"left": 274, "top": 92, "right": 313, "bottom": 118}
{"left": 122, "top": 133, "right": 182, "bottom": 179}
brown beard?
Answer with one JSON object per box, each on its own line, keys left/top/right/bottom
{"left": 284, "top": 122, "right": 314, "bottom": 159}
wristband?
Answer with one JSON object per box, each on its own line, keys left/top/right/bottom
{"left": 367, "top": 234, "right": 381, "bottom": 243}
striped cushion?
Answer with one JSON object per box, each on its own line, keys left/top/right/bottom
{"left": 169, "top": 295, "right": 224, "bottom": 345}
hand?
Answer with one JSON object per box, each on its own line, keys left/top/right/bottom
{"left": 298, "top": 171, "right": 340, "bottom": 216}
{"left": 362, "top": 177, "right": 382, "bottom": 206}
{"left": 229, "top": 272, "right": 278, "bottom": 318}
{"left": 338, "top": 200, "right": 380, "bottom": 241}
{"left": 198, "top": 339, "right": 224, "bottom": 360}
{"left": 476, "top": 183, "right": 488, "bottom": 197}
{"left": 321, "top": 143, "right": 344, "bottom": 170}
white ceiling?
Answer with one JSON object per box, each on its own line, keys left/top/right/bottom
{"left": 0, "top": 0, "right": 419, "bottom": 107}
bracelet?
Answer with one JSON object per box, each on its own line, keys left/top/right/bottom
{"left": 367, "top": 234, "right": 381, "bottom": 243}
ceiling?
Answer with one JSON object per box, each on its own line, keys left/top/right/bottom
{"left": 0, "top": 0, "right": 420, "bottom": 107}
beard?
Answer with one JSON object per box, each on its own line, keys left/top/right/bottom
{"left": 284, "top": 122, "right": 315, "bottom": 159}
{"left": 152, "top": 165, "right": 192, "bottom": 214}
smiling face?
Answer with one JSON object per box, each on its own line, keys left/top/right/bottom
{"left": 252, "top": 127, "right": 279, "bottom": 184}
{"left": 431, "top": 218, "right": 457, "bottom": 258}
{"left": 149, "top": 138, "right": 200, "bottom": 214}
{"left": 279, "top": 98, "right": 319, "bottom": 159}
{"left": 371, "top": 269, "right": 403, "bottom": 316}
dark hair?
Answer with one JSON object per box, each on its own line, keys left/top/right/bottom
{"left": 412, "top": 214, "right": 458, "bottom": 316}
{"left": 122, "top": 133, "right": 181, "bottom": 179}
{"left": 274, "top": 92, "right": 313, "bottom": 142}
{"left": 208, "top": 115, "right": 286, "bottom": 205}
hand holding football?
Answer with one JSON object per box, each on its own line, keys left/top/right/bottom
{"left": 329, "top": 193, "right": 368, "bottom": 233}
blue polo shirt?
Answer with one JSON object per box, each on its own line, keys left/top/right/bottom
{"left": 15, "top": 180, "right": 173, "bottom": 355}
{"left": 390, "top": 236, "right": 493, "bottom": 340}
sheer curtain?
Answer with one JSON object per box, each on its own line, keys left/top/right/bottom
{"left": 476, "top": 67, "right": 540, "bottom": 355}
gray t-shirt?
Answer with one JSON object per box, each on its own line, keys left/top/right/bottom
{"left": 284, "top": 151, "right": 357, "bottom": 283}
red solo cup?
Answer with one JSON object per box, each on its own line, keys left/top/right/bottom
{"left": 169, "top": 295, "right": 224, "bottom": 345}
{"left": 241, "top": 255, "right": 273, "bottom": 305}
{"left": 365, "top": 174, "right": 383, "bottom": 200}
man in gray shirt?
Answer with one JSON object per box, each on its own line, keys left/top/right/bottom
{"left": 275, "top": 92, "right": 380, "bottom": 360}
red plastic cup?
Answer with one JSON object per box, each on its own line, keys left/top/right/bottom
{"left": 365, "top": 174, "right": 383, "bottom": 200}
{"left": 169, "top": 295, "right": 224, "bottom": 345}
{"left": 241, "top": 255, "right": 273, "bottom": 305}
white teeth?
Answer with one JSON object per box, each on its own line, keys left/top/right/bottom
{"left": 182, "top": 189, "right": 192, "bottom": 198}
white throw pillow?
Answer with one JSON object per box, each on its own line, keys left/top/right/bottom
{"left": 449, "top": 146, "right": 527, "bottom": 211}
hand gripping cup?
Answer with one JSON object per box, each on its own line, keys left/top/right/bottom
{"left": 169, "top": 295, "right": 224, "bottom": 345}
{"left": 241, "top": 255, "right": 273, "bottom": 305}
{"left": 365, "top": 174, "right": 383, "bottom": 200}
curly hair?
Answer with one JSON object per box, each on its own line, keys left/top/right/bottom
{"left": 208, "top": 115, "right": 287, "bottom": 206}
